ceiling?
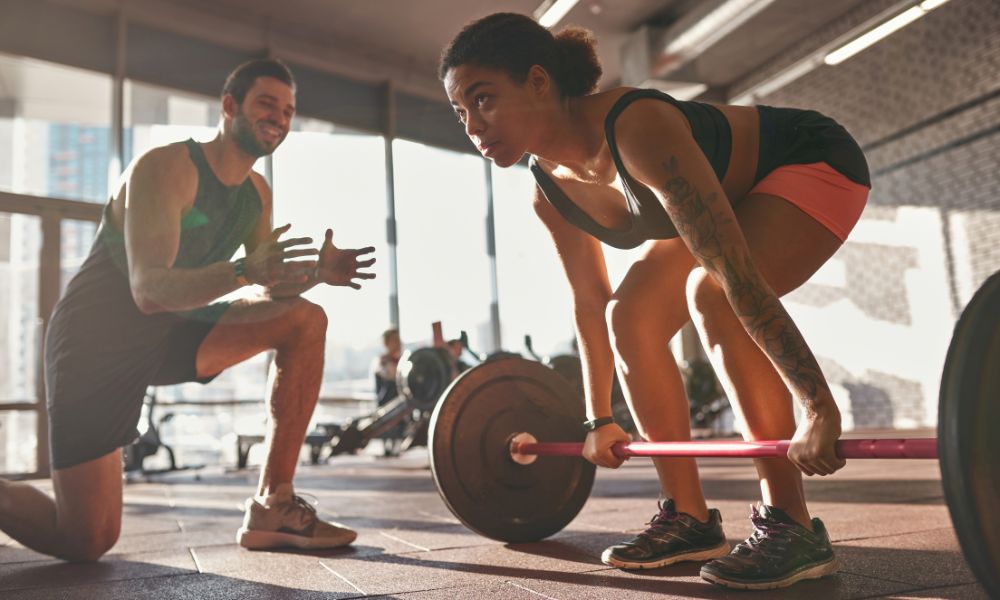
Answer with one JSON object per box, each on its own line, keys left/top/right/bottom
{"left": 52, "top": 0, "right": 873, "bottom": 102}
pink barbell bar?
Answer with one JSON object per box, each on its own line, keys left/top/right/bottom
{"left": 510, "top": 438, "right": 939, "bottom": 460}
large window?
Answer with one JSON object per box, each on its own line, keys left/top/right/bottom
{"left": 0, "top": 214, "right": 40, "bottom": 404}
{"left": 394, "top": 141, "right": 494, "bottom": 353}
{"left": 0, "top": 213, "right": 40, "bottom": 474}
{"left": 0, "top": 53, "right": 112, "bottom": 203}
{"left": 272, "top": 118, "right": 391, "bottom": 398}
{"left": 492, "top": 164, "right": 574, "bottom": 358}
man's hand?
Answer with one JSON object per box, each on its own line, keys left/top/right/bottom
{"left": 318, "top": 229, "right": 376, "bottom": 289}
{"left": 244, "top": 224, "right": 319, "bottom": 287}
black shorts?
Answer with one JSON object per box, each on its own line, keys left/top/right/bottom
{"left": 46, "top": 303, "right": 229, "bottom": 471}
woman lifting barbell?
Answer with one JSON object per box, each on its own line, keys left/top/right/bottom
{"left": 440, "top": 13, "right": 871, "bottom": 590}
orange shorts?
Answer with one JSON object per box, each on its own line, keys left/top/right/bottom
{"left": 748, "top": 162, "right": 870, "bottom": 242}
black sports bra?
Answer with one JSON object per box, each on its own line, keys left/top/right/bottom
{"left": 530, "top": 88, "right": 869, "bottom": 250}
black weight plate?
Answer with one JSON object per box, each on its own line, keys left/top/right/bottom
{"left": 429, "top": 356, "right": 595, "bottom": 543}
{"left": 939, "top": 270, "right": 1000, "bottom": 598}
{"left": 547, "top": 354, "right": 584, "bottom": 395}
{"left": 398, "top": 347, "right": 454, "bottom": 411}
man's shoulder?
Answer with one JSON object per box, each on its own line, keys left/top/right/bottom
{"left": 125, "top": 141, "right": 199, "bottom": 203}
{"left": 129, "top": 141, "right": 195, "bottom": 179}
{"left": 247, "top": 170, "right": 272, "bottom": 206}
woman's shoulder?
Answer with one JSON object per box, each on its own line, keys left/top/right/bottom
{"left": 581, "top": 87, "right": 642, "bottom": 115}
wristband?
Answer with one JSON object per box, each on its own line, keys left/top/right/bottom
{"left": 582, "top": 416, "right": 615, "bottom": 432}
{"left": 233, "top": 258, "right": 251, "bottom": 287}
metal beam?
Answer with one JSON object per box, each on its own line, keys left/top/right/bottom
{"left": 383, "top": 82, "right": 400, "bottom": 329}
{"left": 0, "top": 191, "right": 104, "bottom": 221}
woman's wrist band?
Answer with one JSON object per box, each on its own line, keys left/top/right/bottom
{"left": 582, "top": 416, "right": 615, "bottom": 432}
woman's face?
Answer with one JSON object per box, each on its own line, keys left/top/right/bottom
{"left": 445, "top": 64, "right": 545, "bottom": 168}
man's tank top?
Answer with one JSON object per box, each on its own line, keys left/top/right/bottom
{"left": 46, "top": 139, "right": 263, "bottom": 371}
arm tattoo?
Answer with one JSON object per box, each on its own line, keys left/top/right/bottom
{"left": 659, "top": 157, "right": 826, "bottom": 408}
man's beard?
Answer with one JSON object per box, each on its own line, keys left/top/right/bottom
{"left": 231, "top": 110, "right": 281, "bottom": 158}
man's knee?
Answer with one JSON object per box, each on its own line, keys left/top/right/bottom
{"left": 276, "top": 298, "right": 328, "bottom": 346}
{"left": 60, "top": 523, "right": 120, "bottom": 562}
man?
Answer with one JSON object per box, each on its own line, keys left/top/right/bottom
{"left": 0, "top": 58, "right": 375, "bottom": 560}
{"left": 373, "top": 327, "right": 402, "bottom": 407}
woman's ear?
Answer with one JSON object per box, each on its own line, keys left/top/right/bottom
{"left": 525, "top": 64, "right": 553, "bottom": 97}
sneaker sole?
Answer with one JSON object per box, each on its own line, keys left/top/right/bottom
{"left": 700, "top": 556, "right": 840, "bottom": 590}
{"left": 601, "top": 541, "right": 732, "bottom": 570}
{"left": 236, "top": 528, "right": 357, "bottom": 550}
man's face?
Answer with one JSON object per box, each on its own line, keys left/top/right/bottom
{"left": 386, "top": 333, "right": 401, "bottom": 354}
{"left": 228, "top": 76, "right": 295, "bottom": 157}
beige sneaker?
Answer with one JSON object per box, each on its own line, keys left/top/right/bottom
{"left": 236, "top": 483, "right": 357, "bottom": 550}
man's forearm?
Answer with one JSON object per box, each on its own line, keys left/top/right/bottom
{"left": 267, "top": 270, "right": 321, "bottom": 299}
{"left": 132, "top": 261, "right": 241, "bottom": 314}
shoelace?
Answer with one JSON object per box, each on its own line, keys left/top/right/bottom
{"left": 638, "top": 504, "right": 682, "bottom": 538}
{"left": 739, "top": 509, "right": 795, "bottom": 559}
{"left": 281, "top": 492, "right": 320, "bottom": 523}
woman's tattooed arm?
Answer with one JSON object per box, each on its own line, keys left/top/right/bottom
{"left": 659, "top": 156, "right": 827, "bottom": 411}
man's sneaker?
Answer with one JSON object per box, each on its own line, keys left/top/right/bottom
{"left": 601, "top": 499, "right": 731, "bottom": 569}
{"left": 236, "top": 483, "right": 357, "bottom": 550}
{"left": 700, "top": 504, "right": 839, "bottom": 590}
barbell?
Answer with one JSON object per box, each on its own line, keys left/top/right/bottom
{"left": 426, "top": 270, "right": 1000, "bottom": 596}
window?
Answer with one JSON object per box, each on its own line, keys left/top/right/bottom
{"left": 491, "top": 164, "right": 575, "bottom": 358}
{"left": 0, "top": 53, "right": 112, "bottom": 203}
{"left": 125, "top": 80, "right": 217, "bottom": 164}
{"left": 272, "top": 120, "right": 391, "bottom": 398}
{"left": 394, "top": 141, "right": 494, "bottom": 353}
{"left": 0, "top": 213, "right": 40, "bottom": 404}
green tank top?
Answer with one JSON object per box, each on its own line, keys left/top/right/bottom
{"left": 100, "top": 139, "right": 262, "bottom": 272}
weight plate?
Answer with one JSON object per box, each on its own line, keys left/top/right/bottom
{"left": 939, "top": 270, "right": 1000, "bottom": 598}
{"left": 429, "top": 356, "right": 595, "bottom": 543}
{"left": 398, "top": 347, "right": 454, "bottom": 411}
{"left": 547, "top": 354, "right": 584, "bottom": 395}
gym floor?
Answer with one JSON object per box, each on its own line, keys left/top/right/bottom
{"left": 0, "top": 433, "right": 987, "bottom": 599}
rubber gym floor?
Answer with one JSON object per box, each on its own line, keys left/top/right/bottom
{"left": 0, "top": 432, "right": 988, "bottom": 599}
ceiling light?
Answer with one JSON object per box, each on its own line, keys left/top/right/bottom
{"left": 661, "top": 0, "right": 775, "bottom": 63}
{"left": 732, "top": 0, "right": 954, "bottom": 103}
{"left": 534, "top": 0, "right": 581, "bottom": 29}
{"left": 824, "top": 6, "right": 924, "bottom": 65}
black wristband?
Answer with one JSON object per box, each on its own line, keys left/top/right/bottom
{"left": 233, "top": 257, "right": 251, "bottom": 286}
{"left": 582, "top": 416, "right": 615, "bottom": 432}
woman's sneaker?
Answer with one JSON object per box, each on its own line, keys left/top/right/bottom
{"left": 601, "top": 499, "right": 731, "bottom": 569}
{"left": 700, "top": 504, "right": 839, "bottom": 590}
{"left": 237, "top": 483, "right": 357, "bottom": 550}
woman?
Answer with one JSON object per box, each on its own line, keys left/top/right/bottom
{"left": 440, "top": 13, "right": 869, "bottom": 590}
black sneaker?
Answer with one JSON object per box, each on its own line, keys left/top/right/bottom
{"left": 601, "top": 499, "right": 730, "bottom": 569}
{"left": 700, "top": 504, "right": 839, "bottom": 590}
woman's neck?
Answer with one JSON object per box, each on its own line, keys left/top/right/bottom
{"left": 528, "top": 95, "right": 605, "bottom": 172}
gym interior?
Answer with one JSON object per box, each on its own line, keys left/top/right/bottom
{"left": 0, "top": 0, "right": 997, "bottom": 597}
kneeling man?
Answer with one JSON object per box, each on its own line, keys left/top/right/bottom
{"left": 0, "top": 58, "right": 375, "bottom": 560}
